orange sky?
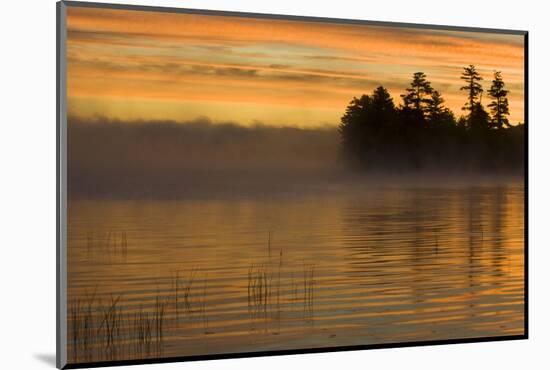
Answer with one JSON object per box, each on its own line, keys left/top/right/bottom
{"left": 66, "top": 6, "right": 525, "bottom": 127}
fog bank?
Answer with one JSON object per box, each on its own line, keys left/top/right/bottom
{"left": 68, "top": 117, "right": 342, "bottom": 198}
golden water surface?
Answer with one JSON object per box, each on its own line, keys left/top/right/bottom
{"left": 67, "top": 183, "right": 524, "bottom": 363}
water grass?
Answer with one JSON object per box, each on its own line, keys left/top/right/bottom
{"left": 69, "top": 289, "right": 167, "bottom": 363}
{"left": 267, "top": 231, "right": 272, "bottom": 259}
{"left": 303, "top": 264, "right": 315, "bottom": 322}
{"left": 85, "top": 230, "right": 128, "bottom": 261}
{"left": 247, "top": 264, "right": 270, "bottom": 322}
{"left": 277, "top": 249, "right": 282, "bottom": 307}
{"left": 132, "top": 305, "right": 152, "bottom": 357}
{"left": 121, "top": 231, "right": 128, "bottom": 258}
{"left": 130, "top": 291, "right": 166, "bottom": 359}
{"left": 70, "top": 243, "right": 318, "bottom": 362}
{"left": 247, "top": 240, "right": 315, "bottom": 333}
{"left": 290, "top": 271, "right": 299, "bottom": 303}
{"left": 154, "top": 292, "right": 166, "bottom": 353}
{"left": 183, "top": 268, "right": 197, "bottom": 319}
{"left": 170, "top": 270, "right": 180, "bottom": 321}
{"left": 170, "top": 267, "right": 202, "bottom": 326}
{"left": 201, "top": 275, "right": 213, "bottom": 334}
{"left": 69, "top": 290, "right": 97, "bottom": 363}
{"left": 97, "top": 294, "right": 123, "bottom": 360}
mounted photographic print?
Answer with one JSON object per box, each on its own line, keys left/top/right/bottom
{"left": 56, "top": 1, "right": 528, "bottom": 368}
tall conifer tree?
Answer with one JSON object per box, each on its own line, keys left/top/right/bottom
{"left": 460, "top": 65, "right": 484, "bottom": 114}
{"left": 487, "top": 71, "right": 510, "bottom": 128}
{"left": 401, "top": 72, "right": 433, "bottom": 116}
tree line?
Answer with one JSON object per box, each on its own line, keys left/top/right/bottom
{"left": 339, "top": 65, "right": 524, "bottom": 172}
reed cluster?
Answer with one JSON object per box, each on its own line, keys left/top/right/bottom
{"left": 85, "top": 230, "right": 128, "bottom": 260}
{"left": 69, "top": 291, "right": 167, "bottom": 363}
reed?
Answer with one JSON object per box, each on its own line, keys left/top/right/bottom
{"left": 183, "top": 268, "right": 197, "bottom": 318}
{"left": 277, "top": 249, "right": 282, "bottom": 310}
{"left": 85, "top": 230, "right": 128, "bottom": 261}
{"left": 267, "top": 231, "right": 272, "bottom": 259}
{"left": 130, "top": 290, "right": 166, "bottom": 359}
{"left": 290, "top": 271, "right": 299, "bottom": 304}
{"left": 69, "top": 290, "right": 97, "bottom": 363}
{"left": 132, "top": 305, "right": 152, "bottom": 356}
{"left": 69, "top": 287, "right": 169, "bottom": 363}
{"left": 97, "top": 294, "right": 123, "bottom": 360}
{"left": 247, "top": 249, "right": 316, "bottom": 332}
{"left": 170, "top": 270, "right": 180, "bottom": 321}
{"left": 247, "top": 264, "right": 270, "bottom": 321}
{"left": 154, "top": 292, "right": 166, "bottom": 354}
{"left": 303, "top": 264, "right": 315, "bottom": 322}
{"left": 247, "top": 265, "right": 252, "bottom": 316}
{"left": 105, "top": 230, "right": 112, "bottom": 253}
{"left": 272, "top": 249, "right": 283, "bottom": 334}
{"left": 169, "top": 267, "right": 199, "bottom": 323}
{"left": 121, "top": 231, "right": 128, "bottom": 258}
{"left": 86, "top": 232, "right": 94, "bottom": 259}
{"left": 201, "top": 276, "right": 212, "bottom": 334}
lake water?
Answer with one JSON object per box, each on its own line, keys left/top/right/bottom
{"left": 67, "top": 182, "right": 524, "bottom": 363}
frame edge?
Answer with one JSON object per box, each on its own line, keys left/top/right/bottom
{"left": 61, "top": 0, "right": 527, "bottom": 35}
{"left": 57, "top": 1, "right": 68, "bottom": 368}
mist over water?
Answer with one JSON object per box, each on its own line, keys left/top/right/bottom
{"left": 68, "top": 117, "right": 522, "bottom": 200}
{"left": 68, "top": 117, "right": 345, "bottom": 199}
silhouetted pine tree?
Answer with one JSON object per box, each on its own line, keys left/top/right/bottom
{"left": 401, "top": 72, "right": 433, "bottom": 115}
{"left": 468, "top": 103, "right": 491, "bottom": 132}
{"left": 460, "top": 65, "right": 484, "bottom": 114}
{"left": 487, "top": 71, "right": 510, "bottom": 129}
{"left": 426, "top": 90, "right": 455, "bottom": 125}
{"left": 339, "top": 86, "right": 397, "bottom": 166}
{"left": 457, "top": 116, "right": 468, "bottom": 129}
{"left": 371, "top": 86, "right": 396, "bottom": 119}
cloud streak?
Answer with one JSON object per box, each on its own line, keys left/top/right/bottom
{"left": 66, "top": 6, "right": 525, "bottom": 126}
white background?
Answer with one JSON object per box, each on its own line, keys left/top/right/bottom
{"left": 0, "top": 0, "right": 548, "bottom": 369}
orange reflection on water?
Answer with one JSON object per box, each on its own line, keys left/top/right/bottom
{"left": 67, "top": 183, "right": 524, "bottom": 363}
